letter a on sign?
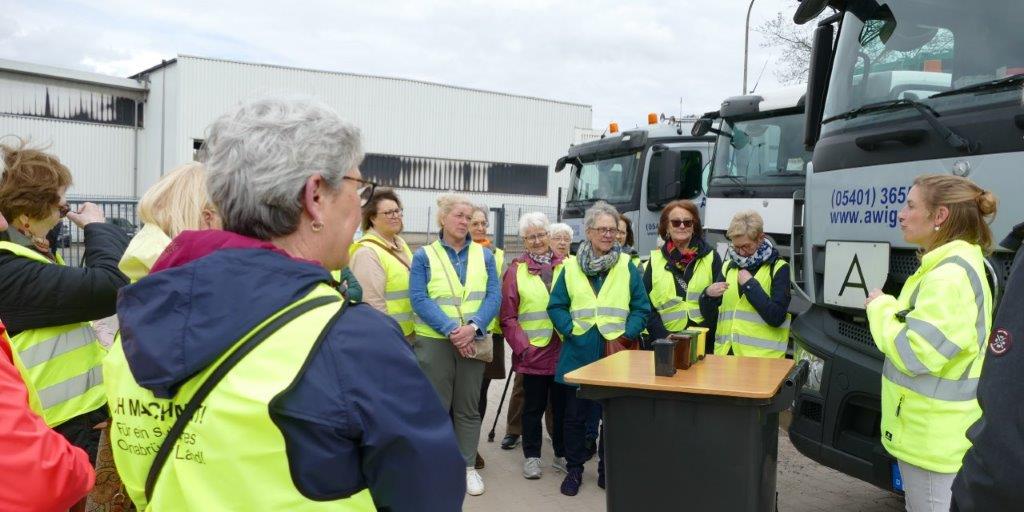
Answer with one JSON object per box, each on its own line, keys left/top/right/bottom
{"left": 823, "top": 241, "right": 890, "bottom": 309}
{"left": 839, "top": 254, "right": 869, "bottom": 298}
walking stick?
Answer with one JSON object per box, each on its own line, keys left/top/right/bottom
{"left": 487, "top": 366, "right": 515, "bottom": 442}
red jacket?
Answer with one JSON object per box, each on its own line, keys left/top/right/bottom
{"left": 499, "top": 253, "right": 564, "bottom": 375}
{"left": 0, "top": 323, "right": 94, "bottom": 512}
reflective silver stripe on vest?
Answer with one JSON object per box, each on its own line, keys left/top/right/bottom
{"left": 465, "top": 291, "right": 487, "bottom": 301}
{"left": 686, "top": 291, "right": 702, "bottom": 302}
{"left": 384, "top": 291, "right": 407, "bottom": 301}
{"left": 730, "top": 335, "right": 788, "bottom": 352}
{"left": 390, "top": 312, "right": 414, "bottom": 323}
{"left": 18, "top": 325, "right": 96, "bottom": 369}
{"left": 519, "top": 311, "right": 550, "bottom": 322}
{"left": 659, "top": 297, "right": 683, "bottom": 310}
{"left": 728, "top": 310, "right": 791, "bottom": 330}
{"left": 37, "top": 365, "right": 103, "bottom": 409}
{"left": 524, "top": 328, "right": 553, "bottom": 339}
{"left": 883, "top": 360, "right": 978, "bottom": 402}
{"left": 660, "top": 310, "right": 688, "bottom": 322}
{"left": 885, "top": 255, "right": 987, "bottom": 400}
{"left": 598, "top": 307, "right": 628, "bottom": 318}
{"left": 435, "top": 297, "right": 461, "bottom": 306}
{"left": 598, "top": 323, "right": 626, "bottom": 336}
{"left": 687, "top": 309, "right": 703, "bottom": 320}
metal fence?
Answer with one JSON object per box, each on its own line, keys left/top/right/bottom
{"left": 56, "top": 198, "right": 139, "bottom": 266}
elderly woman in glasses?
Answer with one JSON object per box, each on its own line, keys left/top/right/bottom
{"left": 500, "top": 212, "right": 567, "bottom": 480}
{"left": 348, "top": 188, "right": 414, "bottom": 339}
{"left": 547, "top": 201, "right": 651, "bottom": 496}
{"left": 103, "top": 98, "right": 464, "bottom": 511}
{"left": 701, "top": 210, "right": 791, "bottom": 358}
{"left": 644, "top": 200, "right": 722, "bottom": 351}
{"left": 548, "top": 223, "right": 574, "bottom": 258}
{"left": 0, "top": 139, "right": 130, "bottom": 464}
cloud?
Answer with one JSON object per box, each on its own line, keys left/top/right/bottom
{"left": 2, "top": 0, "right": 801, "bottom": 128}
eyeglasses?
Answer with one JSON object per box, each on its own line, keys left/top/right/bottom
{"left": 670, "top": 219, "right": 694, "bottom": 228}
{"left": 590, "top": 227, "right": 618, "bottom": 236}
{"left": 524, "top": 232, "right": 549, "bottom": 243}
{"left": 57, "top": 204, "right": 70, "bottom": 218}
{"left": 379, "top": 208, "right": 403, "bottom": 219}
{"left": 343, "top": 176, "right": 377, "bottom": 207}
{"left": 550, "top": 236, "right": 571, "bottom": 243}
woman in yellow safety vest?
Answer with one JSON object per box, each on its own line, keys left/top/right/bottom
{"left": 348, "top": 188, "right": 414, "bottom": 341}
{"left": 0, "top": 139, "right": 130, "bottom": 465}
{"left": 410, "top": 193, "right": 502, "bottom": 497}
{"left": 549, "top": 222, "right": 574, "bottom": 258}
{"left": 547, "top": 200, "right": 651, "bottom": 496}
{"left": 702, "top": 210, "right": 792, "bottom": 358}
{"left": 468, "top": 204, "right": 506, "bottom": 470}
{"left": 499, "top": 211, "right": 567, "bottom": 481}
{"left": 103, "top": 97, "right": 465, "bottom": 511}
{"left": 644, "top": 200, "right": 722, "bottom": 352}
{"left": 865, "top": 174, "right": 997, "bottom": 512}
{"left": 616, "top": 213, "right": 641, "bottom": 268}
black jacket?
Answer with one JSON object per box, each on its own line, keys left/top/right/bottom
{"left": 951, "top": 222, "right": 1024, "bottom": 511}
{"left": 0, "top": 223, "right": 130, "bottom": 336}
{"left": 643, "top": 238, "right": 723, "bottom": 342}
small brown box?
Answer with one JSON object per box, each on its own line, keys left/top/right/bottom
{"left": 668, "top": 333, "right": 693, "bottom": 370}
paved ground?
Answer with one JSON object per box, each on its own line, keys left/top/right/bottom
{"left": 465, "top": 371, "right": 905, "bottom": 512}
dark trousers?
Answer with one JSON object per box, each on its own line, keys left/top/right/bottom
{"left": 54, "top": 406, "right": 108, "bottom": 465}
{"left": 522, "top": 374, "right": 566, "bottom": 459}
{"left": 559, "top": 383, "right": 604, "bottom": 475}
{"left": 585, "top": 402, "right": 602, "bottom": 441}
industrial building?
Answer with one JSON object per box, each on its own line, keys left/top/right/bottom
{"left": 0, "top": 55, "right": 595, "bottom": 243}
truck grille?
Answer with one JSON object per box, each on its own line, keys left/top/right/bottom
{"left": 837, "top": 319, "right": 874, "bottom": 347}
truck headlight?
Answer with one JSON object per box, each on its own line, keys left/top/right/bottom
{"left": 794, "top": 345, "right": 825, "bottom": 394}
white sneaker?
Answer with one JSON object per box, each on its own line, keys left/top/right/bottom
{"left": 466, "top": 467, "right": 485, "bottom": 496}
{"left": 523, "top": 457, "right": 543, "bottom": 479}
{"left": 552, "top": 456, "right": 568, "bottom": 474}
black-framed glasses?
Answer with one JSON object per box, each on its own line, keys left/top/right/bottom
{"left": 343, "top": 176, "right": 377, "bottom": 207}
{"left": 670, "top": 218, "right": 694, "bottom": 228}
{"left": 57, "top": 204, "right": 71, "bottom": 218}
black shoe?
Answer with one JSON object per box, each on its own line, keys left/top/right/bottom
{"left": 475, "top": 453, "right": 485, "bottom": 470}
{"left": 501, "top": 434, "right": 520, "bottom": 450}
{"left": 560, "top": 468, "right": 583, "bottom": 496}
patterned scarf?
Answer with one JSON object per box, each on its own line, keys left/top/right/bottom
{"left": 527, "top": 249, "right": 553, "bottom": 266}
{"left": 576, "top": 240, "right": 622, "bottom": 277}
{"left": 664, "top": 240, "right": 699, "bottom": 271}
{"left": 726, "top": 237, "right": 775, "bottom": 270}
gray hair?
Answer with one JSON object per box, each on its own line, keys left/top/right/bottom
{"left": 435, "top": 193, "right": 474, "bottom": 228}
{"left": 518, "top": 212, "right": 550, "bottom": 236}
{"left": 469, "top": 203, "right": 489, "bottom": 220}
{"left": 583, "top": 201, "right": 620, "bottom": 230}
{"left": 549, "top": 222, "right": 574, "bottom": 239}
{"left": 204, "top": 97, "right": 364, "bottom": 240}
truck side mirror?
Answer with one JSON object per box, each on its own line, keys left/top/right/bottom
{"left": 692, "top": 118, "right": 713, "bottom": 137}
{"left": 803, "top": 22, "right": 834, "bottom": 150}
{"left": 649, "top": 149, "right": 683, "bottom": 208}
{"left": 555, "top": 156, "right": 568, "bottom": 173}
{"left": 793, "top": 0, "right": 829, "bottom": 25}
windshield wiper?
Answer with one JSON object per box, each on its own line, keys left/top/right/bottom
{"left": 929, "top": 73, "right": 1024, "bottom": 100}
{"left": 823, "top": 99, "right": 976, "bottom": 154}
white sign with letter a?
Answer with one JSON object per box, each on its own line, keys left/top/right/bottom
{"left": 823, "top": 241, "right": 890, "bottom": 309}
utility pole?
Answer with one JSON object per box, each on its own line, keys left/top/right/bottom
{"left": 743, "top": 0, "right": 757, "bottom": 94}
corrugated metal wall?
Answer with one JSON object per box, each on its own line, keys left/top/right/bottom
{"left": 0, "top": 114, "right": 136, "bottom": 198}
{"left": 159, "top": 56, "right": 591, "bottom": 234}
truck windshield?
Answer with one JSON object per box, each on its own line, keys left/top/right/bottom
{"left": 711, "top": 112, "right": 809, "bottom": 182}
{"left": 823, "top": 0, "right": 1024, "bottom": 135}
{"left": 567, "top": 152, "right": 641, "bottom": 204}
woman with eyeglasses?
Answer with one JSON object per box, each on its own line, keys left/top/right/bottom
{"left": 348, "top": 188, "right": 413, "bottom": 338}
{"left": 644, "top": 200, "right": 722, "bottom": 352}
{"left": 547, "top": 201, "right": 651, "bottom": 496}
{"left": 702, "top": 210, "right": 791, "bottom": 358}
{"left": 549, "top": 223, "right": 574, "bottom": 258}
{"left": 410, "top": 194, "right": 501, "bottom": 497}
{"left": 616, "top": 214, "right": 641, "bottom": 268}
{"left": 500, "top": 212, "right": 567, "bottom": 481}
{"left": 0, "top": 139, "right": 130, "bottom": 468}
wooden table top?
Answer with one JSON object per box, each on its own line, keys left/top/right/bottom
{"left": 564, "top": 351, "right": 795, "bottom": 399}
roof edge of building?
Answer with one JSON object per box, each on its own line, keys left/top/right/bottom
{"left": 0, "top": 58, "right": 148, "bottom": 92}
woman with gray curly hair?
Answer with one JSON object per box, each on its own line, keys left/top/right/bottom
{"left": 103, "top": 97, "right": 465, "bottom": 511}
{"left": 546, "top": 201, "right": 650, "bottom": 496}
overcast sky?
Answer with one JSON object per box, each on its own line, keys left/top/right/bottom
{"left": 1, "top": 0, "right": 805, "bottom": 130}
